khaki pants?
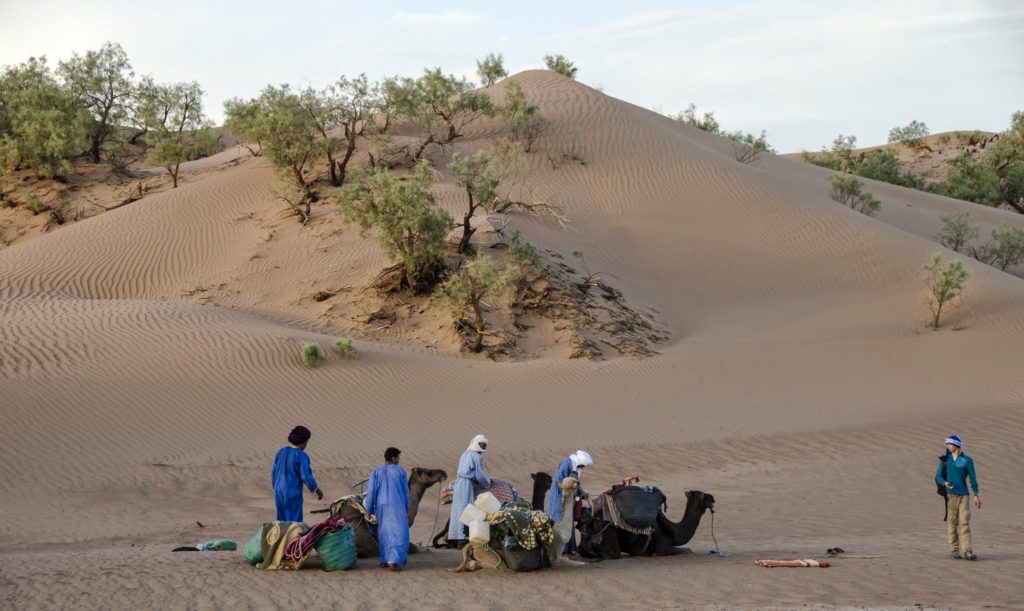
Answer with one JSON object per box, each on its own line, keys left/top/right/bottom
{"left": 946, "top": 494, "right": 972, "bottom": 552}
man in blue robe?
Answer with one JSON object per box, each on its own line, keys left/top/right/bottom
{"left": 447, "top": 434, "right": 491, "bottom": 546}
{"left": 364, "top": 447, "right": 410, "bottom": 570}
{"left": 546, "top": 450, "right": 593, "bottom": 554}
{"left": 271, "top": 426, "right": 323, "bottom": 522}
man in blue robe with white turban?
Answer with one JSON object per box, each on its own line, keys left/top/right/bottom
{"left": 546, "top": 450, "right": 593, "bottom": 554}
{"left": 447, "top": 434, "right": 491, "bottom": 547}
{"left": 364, "top": 447, "right": 410, "bottom": 570}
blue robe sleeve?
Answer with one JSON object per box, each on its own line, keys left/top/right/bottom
{"left": 546, "top": 457, "right": 574, "bottom": 521}
{"left": 364, "top": 466, "right": 382, "bottom": 515}
{"left": 299, "top": 451, "right": 318, "bottom": 492}
{"left": 472, "top": 452, "right": 491, "bottom": 488}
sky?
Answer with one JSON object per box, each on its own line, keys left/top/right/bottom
{"left": 1, "top": 0, "right": 1022, "bottom": 152}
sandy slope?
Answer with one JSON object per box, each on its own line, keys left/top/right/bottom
{"left": 2, "top": 71, "right": 1022, "bottom": 609}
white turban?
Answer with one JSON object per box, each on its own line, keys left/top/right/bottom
{"left": 467, "top": 434, "right": 488, "bottom": 452}
{"left": 571, "top": 450, "right": 593, "bottom": 469}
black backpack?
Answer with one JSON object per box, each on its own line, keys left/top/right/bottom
{"left": 936, "top": 454, "right": 949, "bottom": 521}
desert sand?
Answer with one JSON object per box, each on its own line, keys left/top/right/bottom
{"left": 1, "top": 71, "right": 1023, "bottom": 610}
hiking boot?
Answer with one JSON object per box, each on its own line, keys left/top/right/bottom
{"left": 951, "top": 549, "right": 962, "bottom": 559}
{"left": 964, "top": 549, "right": 977, "bottom": 561}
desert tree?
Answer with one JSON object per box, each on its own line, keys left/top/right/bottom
{"left": 476, "top": 53, "right": 508, "bottom": 87}
{"left": 502, "top": 80, "right": 549, "bottom": 152}
{"left": 803, "top": 134, "right": 859, "bottom": 173}
{"left": 936, "top": 211, "right": 980, "bottom": 253}
{"left": 225, "top": 85, "right": 323, "bottom": 217}
{"left": 329, "top": 75, "right": 377, "bottom": 185}
{"left": 418, "top": 68, "right": 495, "bottom": 146}
{"left": 0, "top": 57, "right": 88, "bottom": 180}
{"left": 58, "top": 42, "right": 135, "bottom": 163}
{"left": 543, "top": 54, "right": 578, "bottom": 79}
{"left": 223, "top": 97, "right": 265, "bottom": 156}
{"left": 139, "top": 81, "right": 219, "bottom": 188}
{"left": 449, "top": 149, "right": 502, "bottom": 254}
{"left": 334, "top": 160, "right": 452, "bottom": 292}
{"left": 923, "top": 253, "right": 970, "bottom": 329}
{"left": 855, "top": 148, "right": 926, "bottom": 189}
{"left": 888, "top": 119, "right": 930, "bottom": 152}
{"left": 970, "top": 223, "right": 1024, "bottom": 271}
{"left": 829, "top": 174, "right": 881, "bottom": 216}
{"left": 672, "top": 103, "right": 721, "bottom": 133}
{"left": 298, "top": 85, "right": 342, "bottom": 186}
{"left": 431, "top": 254, "right": 520, "bottom": 353}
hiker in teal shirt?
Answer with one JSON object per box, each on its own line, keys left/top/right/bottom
{"left": 935, "top": 434, "right": 980, "bottom": 560}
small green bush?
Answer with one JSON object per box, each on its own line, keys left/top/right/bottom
{"left": 333, "top": 338, "right": 356, "bottom": 358}
{"left": 300, "top": 342, "right": 325, "bottom": 367}
{"left": 923, "top": 253, "right": 970, "bottom": 329}
{"left": 829, "top": 174, "right": 881, "bottom": 216}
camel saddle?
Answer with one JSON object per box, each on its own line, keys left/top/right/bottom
{"left": 593, "top": 485, "right": 666, "bottom": 534}
{"left": 439, "top": 478, "right": 520, "bottom": 505}
{"left": 327, "top": 494, "right": 377, "bottom": 525}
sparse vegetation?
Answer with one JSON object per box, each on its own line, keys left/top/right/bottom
{"left": 0, "top": 57, "right": 88, "bottom": 180}
{"left": 828, "top": 174, "right": 881, "bottom": 216}
{"left": 855, "top": 149, "right": 926, "bottom": 189}
{"left": 334, "top": 160, "right": 452, "bottom": 292}
{"left": 333, "top": 338, "right": 357, "bottom": 358}
{"left": 923, "top": 253, "right": 970, "bottom": 329}
{"left": 431, "top": 254, "right": 520, "bottom": 353}
{"left": 970, "top": 223, "right": 1024, "bottom": 271}
{"left": 58, "top": 42, "right": 135, "bottom": 163}
{"left": 543, "top": 54, "right": 578, "bottom": 79}
{"left": 802, "top": 134, "right": 858, "bottom": 173}
{"left": 502, "top": 81, "right": 549, "bottom": 152}
{"left": 224, "top": 85, "right": 323, "bottom": 215}
{"left": 671, "top": 103, "right": 776, "bottom": 156}
{"left": 300, "top": 342, "right": 325, "bottom": 366}
{"left": 936, "top": 212, "right": 980, "bottom": 253}
{"left": 476, "top": 53, "right": 508, "bottom": 87}
{"left": 139, "top": 81, "right": 220, "bottom": 188}
{"left": 449, "top": 149, "right": 502, "bottom": 254}
{"left": 888, "top": 120, "right": 930, "bottom": 152}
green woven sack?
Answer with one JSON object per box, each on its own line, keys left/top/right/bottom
{"left": 243, "top": 529, "right": 263, "bottom": 565}
{"left": 315, "top": 527, "right": 356, "bottom": 571}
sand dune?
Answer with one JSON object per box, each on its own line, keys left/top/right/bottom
{"left": 1, "top": 71, "right": 1022, "bottom": 609}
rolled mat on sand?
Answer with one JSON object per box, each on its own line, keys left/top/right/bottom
{"left": 755, "top": 559, "right": 830, "bottom": 568}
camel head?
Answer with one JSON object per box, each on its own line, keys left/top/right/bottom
{"left": 530, "top": 471, "right": 553, "bottom": 488}
{"left": 558, "top": 476, "right": 579, "bottom": 493}
{"left": 685, "top": 490, "right": 715, "bottom": 514}
{"left": 409, "top": 467, "right": 448, "bottom": 488}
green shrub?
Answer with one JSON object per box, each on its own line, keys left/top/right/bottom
{"left": 970, "top": 223, "right": 1024, "bottom": 271}
{"left": 333, "top": 338, "right": 356, "bottom": 358}
{"left": 923, "top": 253, "right": 970, "bottom": 329}
{"left": 300, "top": 343, "right": 325, "bottom": 367}
{"left": 829, "top": 174, "right": 881, "bottom": 216}
{"left": 936, "top": 212, "right": 980, "bottom": 253}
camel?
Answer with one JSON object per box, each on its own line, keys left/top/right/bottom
{"left": 330, "top": 467, "right": 447, "bottom": 559}
{"left": 579, "top": 490, "right": 715, "bottom": 558}
{"left": 530, "top": 471, "right": 552, "bottom": 510}
{"left": 451, "top": 476, "right": 584, "bottom": 572}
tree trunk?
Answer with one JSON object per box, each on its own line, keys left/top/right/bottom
{"left": 470, "top": 294, "right": 485, "bottom": 353}
{"left": 459, "top": 191, "right": 477, "bottom": 254}
{"left": 169, "top": 165, "right": 179, "bottom": 188}
{"left": 327, "top": 152, "right": 338, "bottom": 186}
{"left": 337, "top": 134, "right": 357, "bottom": 185}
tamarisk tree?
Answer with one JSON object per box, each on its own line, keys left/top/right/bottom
{"left": 58, "top": 42, "right": 135, "bottom": 162}
{"left": 334, "top": 160, "right": 452, "bottom": 292}
{"left": 431, "top": 254, "right": 520, "bottom": 352}
{"left": 140, "top": 81, "right": 219, "bottom": 188}
{"left": 923, "top": 253, "right": 970, "bottom": 329}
